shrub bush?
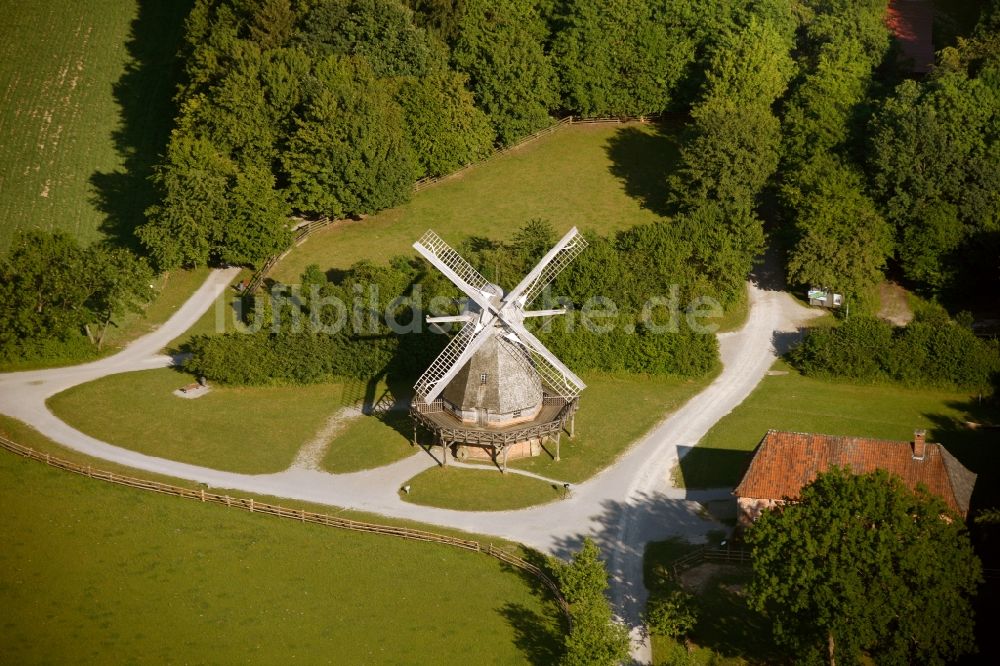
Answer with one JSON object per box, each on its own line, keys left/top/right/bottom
{"left": 789, "top": 314, "right": 1000, "bottom": 392}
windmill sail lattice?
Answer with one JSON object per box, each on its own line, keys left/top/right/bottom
{"left": 506, "top": 228, "right": 588, "bottom": 308}
{"left": 412, "top": 227, "right": 588, "bottom": 406}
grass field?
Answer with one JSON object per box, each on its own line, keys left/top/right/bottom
{"left": 0, "top": 413, "right": 549, "bottom": 550}
{"left": 400, "top": 372, "right": 713, "bottom": 510}
{"left": 0, "top": 449, "right": 561, "bottom": 664}
{"left": 271, "top": 122, "right": 679, "bottom": 282}
{"left": 46, "top": 366, "right": 711, "bottom": 508}
{"left": 675, "top": 361, "right": 999, "bottom": 504}
{"left": 402, "top": 466, "right": 565, "bottom": 511}
{"left": 48, "top": 368, "right": 348, "bottom": 474}
{"left": 322, "top": 409, "right": 418, "bottom": 473}
{"left": 0, "top": 0, "right": 189, "bottom": 250}
{"left": 509, "top": 372, "right": 714, "bottom": 483}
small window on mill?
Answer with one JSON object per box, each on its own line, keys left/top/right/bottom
{"left": 480, "top": 373, "right": 488, "bottom": 384}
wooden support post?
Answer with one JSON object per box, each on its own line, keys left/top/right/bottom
{"left": 412, "top": 424, "right": 417, "bottom": 447}
{"left": 555, "top": 431, "right": 561, "bottom": 462}
{"left": 569, "top": 413, "right": 576, "bottom": 438}
{"left": 441, "top": 435, "right": 448, "bottom": 467}
{"left": 502, "top": 446, "right": 509, "bottom": 474}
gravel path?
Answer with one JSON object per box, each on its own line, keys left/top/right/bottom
{"left": 0, "top": 267, "right": 819, "bottom": 663}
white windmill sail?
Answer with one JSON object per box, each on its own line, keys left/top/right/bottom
{"left": 413, "top": 230, "right": 496, "bottom": 312}
{"left": 413, "top": 318, "right": 495, "bottom": 404}
{"left": 412, "top": 226, "right": 587, "bottom": 407}
{"left": 505, "top": 322, "right": 586, "bottom": 398}
{"left": 504, "top": 227, "right": 588, "bottom": 309}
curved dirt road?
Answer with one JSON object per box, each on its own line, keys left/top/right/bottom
{"left": 0, "top": 268, "right": 818, "bottom": 663}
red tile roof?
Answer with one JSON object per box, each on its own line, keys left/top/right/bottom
{"left": 734, "top": 430, "right": 976, "bottom": 517}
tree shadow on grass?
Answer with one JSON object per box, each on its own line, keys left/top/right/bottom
{"left": 685, "top": 568, "right": 784, "bottom": 664}
{"left": 498, "top": 603, "right": 563, "bottom": 666}
{"left": 604, "top": 125, "right": 680, "bottom": 218}
{"left": 89, "top": 0, "right": 194, "bottom": 251}
{"left": 495, "top": 548, "right": 567, "bottom": 665}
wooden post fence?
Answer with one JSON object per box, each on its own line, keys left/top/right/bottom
{"left": 0, "top": 435, "right": 570, "bottom": 624}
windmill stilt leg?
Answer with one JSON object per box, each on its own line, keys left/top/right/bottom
{"left": 555, "top": 431, "right": 561, "bottom": 462}
{"left": 502, "top": 446, "right": 509, "bottom": 474}
{"left": 569, "top": 413, "right": 575, "bottom": 439}
{"left": 441, "top": 435, "right": 448, "bottom": 467}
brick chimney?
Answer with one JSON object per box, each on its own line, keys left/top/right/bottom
{"left": 913, "top": 429, "right": 927, "bottom": 460}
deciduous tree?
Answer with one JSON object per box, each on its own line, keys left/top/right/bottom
{"left": 452, "top": 0, "right": 559, "bottom": 145}
{"left": 747, "top": 467, "right": 981, "bottom": 665}
{"left": 553, "top": 538, "right": 631, "bottom": 666}
{"left": 283, "top": 56, "right": 416, "bottom": 218}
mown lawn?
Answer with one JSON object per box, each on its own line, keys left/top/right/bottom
{"left": 270, "top": 122, "right": 679, "bottom": 282}
{"left": 511, "top": 372, "right": 714, "bottom": 484}
{"left": 48, "top": 368, "right": 348, "bottom": 474}
{"left": 675, "top": 361, "right": 999, "bottom": 503}
{"left": 402, "top": 465, "right": 565, "bottom": 511}
{"left": 0, "top": 0, "right": 188, "bottom": 250}
{"left": 322, "top": 410, "right": 418, "bottom": 473}
{"left": 400, "top": 372, "right": 713, "bottom": 510}
{"left": 0, "top": 450, "right": 560, "bottom": 664}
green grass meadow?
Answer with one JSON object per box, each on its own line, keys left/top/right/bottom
{"left": 402, "top": 466, "right": 566, "bottom": 511}
{"left": 401, "top": 372, "right": 713, "bottom": 511}
{"left": 322, "top": 409, "right": 418, "bottom": 473}
{"left": 0, "top": 450, "right": 561, "bottom": 664}
{"left": 675, "top": 361, "right": 999, "bottom": 506}
{"left": 271, "top": 122, "right": 679, "bottom": 282}
{"left": 0, "top": 0, "right": 189, "bottom": 251}
{"left": 48, "top": 368, "right": 348, "bottom": 474}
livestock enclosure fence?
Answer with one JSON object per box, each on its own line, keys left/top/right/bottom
{"left": 0, "top": 434, "right": 570, "bottom": 622}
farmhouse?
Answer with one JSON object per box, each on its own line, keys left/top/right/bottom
{"left": 734, "top": 429, "right": 976, "bottom": 525}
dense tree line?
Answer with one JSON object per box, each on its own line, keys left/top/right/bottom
{"left": 667, "top": 14, "right": 794, "bottom": 306}
{"left": 778, "top": 0, "right": 894, "bottom": 308}
{"left": 139, "top": 0, "right": 496, "bottom": 269}
{"left": 185, "top": 220, "right": 720, "bottom": 385}
{"left": 140, "top": 0, "right": 820, "bottom": 270}
{"left": 869, "top": 16, "right": 1000, "bottom": 298}
{"left": 778, "top": 0, "right": 1000, "bottom": 307}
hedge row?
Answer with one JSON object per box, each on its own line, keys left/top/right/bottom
{"left": 788, "top": 314, "right": 999, "bottom": 392}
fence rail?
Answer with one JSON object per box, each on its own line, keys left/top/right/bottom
{"left": 0, "top": 435, "right": 569, "bottom": 621}
{"left": 669, "top": 545, "right": 752, "bottom": 579}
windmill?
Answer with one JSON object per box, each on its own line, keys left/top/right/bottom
{"left": 409, "top": 227, "right": 588, "bottom": 471}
